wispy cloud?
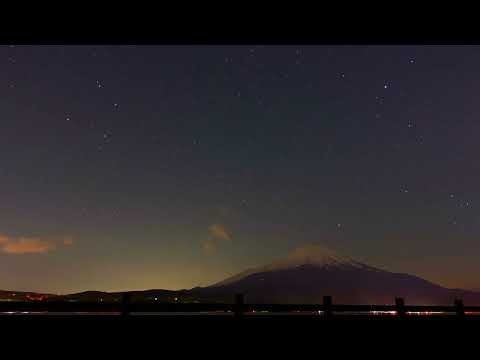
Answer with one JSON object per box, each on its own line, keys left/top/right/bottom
{"left": 202, "top": 224, "right": 232, "bottom": 254}
{"left": 208, "top": 224, "right": 231, "bottom": 241}
{"left": 0, "top": 234, "right": 73, "bottom": 255}
{"left": 2, "top": 238, "right": 56, "bottom": 254}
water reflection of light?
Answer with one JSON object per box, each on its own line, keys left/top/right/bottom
{"left": 406, "top": 311, "right": 445, "bottom": 315}
{"left": 369, "top": 311, "right": 397, "bottom": 315}
{"left": 368, "top": 311, "right": 450, "bottom": 315}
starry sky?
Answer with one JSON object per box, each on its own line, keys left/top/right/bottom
{"left": 1, "top": 45, "right": 480, "bottom": 294}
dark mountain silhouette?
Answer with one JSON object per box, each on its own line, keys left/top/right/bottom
{"left": 51, "top": 289, "right": 184, "bottom": 302}
{"left": 188, "top": 244, "right": 480, "bottom": 305}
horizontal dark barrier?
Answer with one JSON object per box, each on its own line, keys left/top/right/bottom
{"left": 1, "top": 294, "right": 479, "bottom": 317}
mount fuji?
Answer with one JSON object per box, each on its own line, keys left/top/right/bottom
{"left": 188, "top": 244, "right": 480, "bottom": 305}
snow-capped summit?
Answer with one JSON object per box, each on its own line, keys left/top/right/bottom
{"left": 213, "top": 244, "right": 372, "bottom": 287}
{"left": 274, "top": 243, "right": 364, "bottom": 270}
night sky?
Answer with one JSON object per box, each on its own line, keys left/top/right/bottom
{"left": 1, "top": 45, "right": 480, "bottom": 294}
